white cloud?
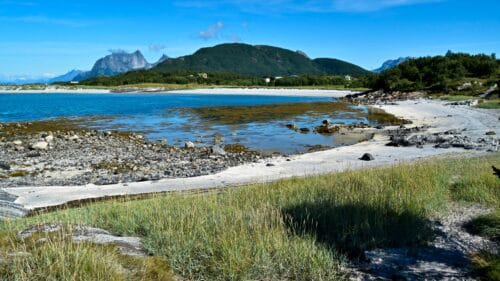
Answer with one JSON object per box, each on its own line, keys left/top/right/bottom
{"left": 149, "top": 44, "right": 167, "bottom": 52}
{"left": 198, "top": 22, "right": 224, "bottom": 40}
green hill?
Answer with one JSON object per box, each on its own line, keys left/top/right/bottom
{"left": 313, "top": 58, "right": 371, "bottom": 76}
{"left": 155, "top": 43, "right": 327, "bottom": 77}
{"left": 153, "top": 43, "right": 370, "bottom": 77}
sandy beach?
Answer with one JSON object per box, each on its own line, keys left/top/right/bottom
{"left": 2, "top": 98, "right": 498, "bottom": 212}
{"left": 0, "top": 87, "right": 110, "bottom": 94}
{"left": 168, "top": 87, "right": 359, "bottom": 97}
{"left": 0, "top": 87, "right": 358, "bottom": 97}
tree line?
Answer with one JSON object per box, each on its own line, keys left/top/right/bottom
{"left": 365, "top": 52, "right": 499, "bottom": 93}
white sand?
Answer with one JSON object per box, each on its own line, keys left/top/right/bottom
{"left": 168, "top": 88, "right": 359, "bottom": 97}
{"left": 0, "top": 88, "right": 110, "bottom": 94}
{"left": 3, "top": 99, "right": 499, "bottom": 211}
{"left": 0, "top": 87, "right": 357, "bottom": 97}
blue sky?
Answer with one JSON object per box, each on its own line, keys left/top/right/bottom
{"left": 0, "top": 0, "right": 499, "bottom": 78}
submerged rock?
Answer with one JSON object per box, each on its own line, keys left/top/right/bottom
{"left": 315, "top": 125, "right": 340, "bottom": 135}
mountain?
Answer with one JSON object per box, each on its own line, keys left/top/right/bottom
{"left": 0, "top": 74, "right": 54, "bottom": 85}
{"left": 313, "top": 58, "right": 371, "bottom": 76}
{"left": 373, "top": 57, "right": 411, "bottom": 73}
{"left": 153, "top": 43, "right": 370, "bottom": 77}
{"left": 49, "top": 70, "right": 84, "bottom": 83}
{"left": 153, "top": 54, "right": 170, "bottom": 67}
{"left": 74, "top": 50, "right": 150, "bottom": 81}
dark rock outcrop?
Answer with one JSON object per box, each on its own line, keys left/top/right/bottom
{"left": 360, "top": 153, "right": 374, "bottom": 161}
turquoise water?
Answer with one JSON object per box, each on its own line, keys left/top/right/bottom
{"left": 0, "top": 93, "right": 371, "bottom": 154}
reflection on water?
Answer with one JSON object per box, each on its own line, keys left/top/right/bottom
{"left": 0, "top": 93, "right": 399, "bottom": 154}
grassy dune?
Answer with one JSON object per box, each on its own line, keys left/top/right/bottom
{"left": 0, "top": 154, "right": 499, "bottom": 280}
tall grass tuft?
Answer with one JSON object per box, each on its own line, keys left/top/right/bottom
{"left": 0, "top": 153, "right": 498, "bottom": 280}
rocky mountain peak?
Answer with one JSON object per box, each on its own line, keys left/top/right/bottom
{"left": 74, "top": 50, "right": 150, "bottom": 81}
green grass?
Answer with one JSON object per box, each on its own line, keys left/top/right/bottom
{"left": 471, "top": 253, "right": 500, "bottom": 281}
{"left": 465, "top": 212, "right": 500, "bottom": 242}
{"left": 476, "top": 99, "right": 500, "bottom": 109}
{"left": 433, "top": 94, "right": 500, "bottom": 109}
{"left": 0, "top": 229, "right": 174, "bottom": 281}
{"left": 438, "top": 95, "right": 478, "bottom": 102}
{"left": 0, "top": 154, "right": 499, "bottom": 280}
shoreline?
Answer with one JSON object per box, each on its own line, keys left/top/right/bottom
{"left": 0, "top": 88, "right": 110, "bottom": 94}
{"left": 0, "top": 87, "right": 359, "bottom": 97}
{"left": 2, "top": 99, "right": 499, "bottom": 212}
{"left": 167, "top": 88, "right": 358, "bottom": 98}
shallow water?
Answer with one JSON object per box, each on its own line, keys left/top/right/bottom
{"left": 0, "top": 93, "right": 380, "bottom": 154}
